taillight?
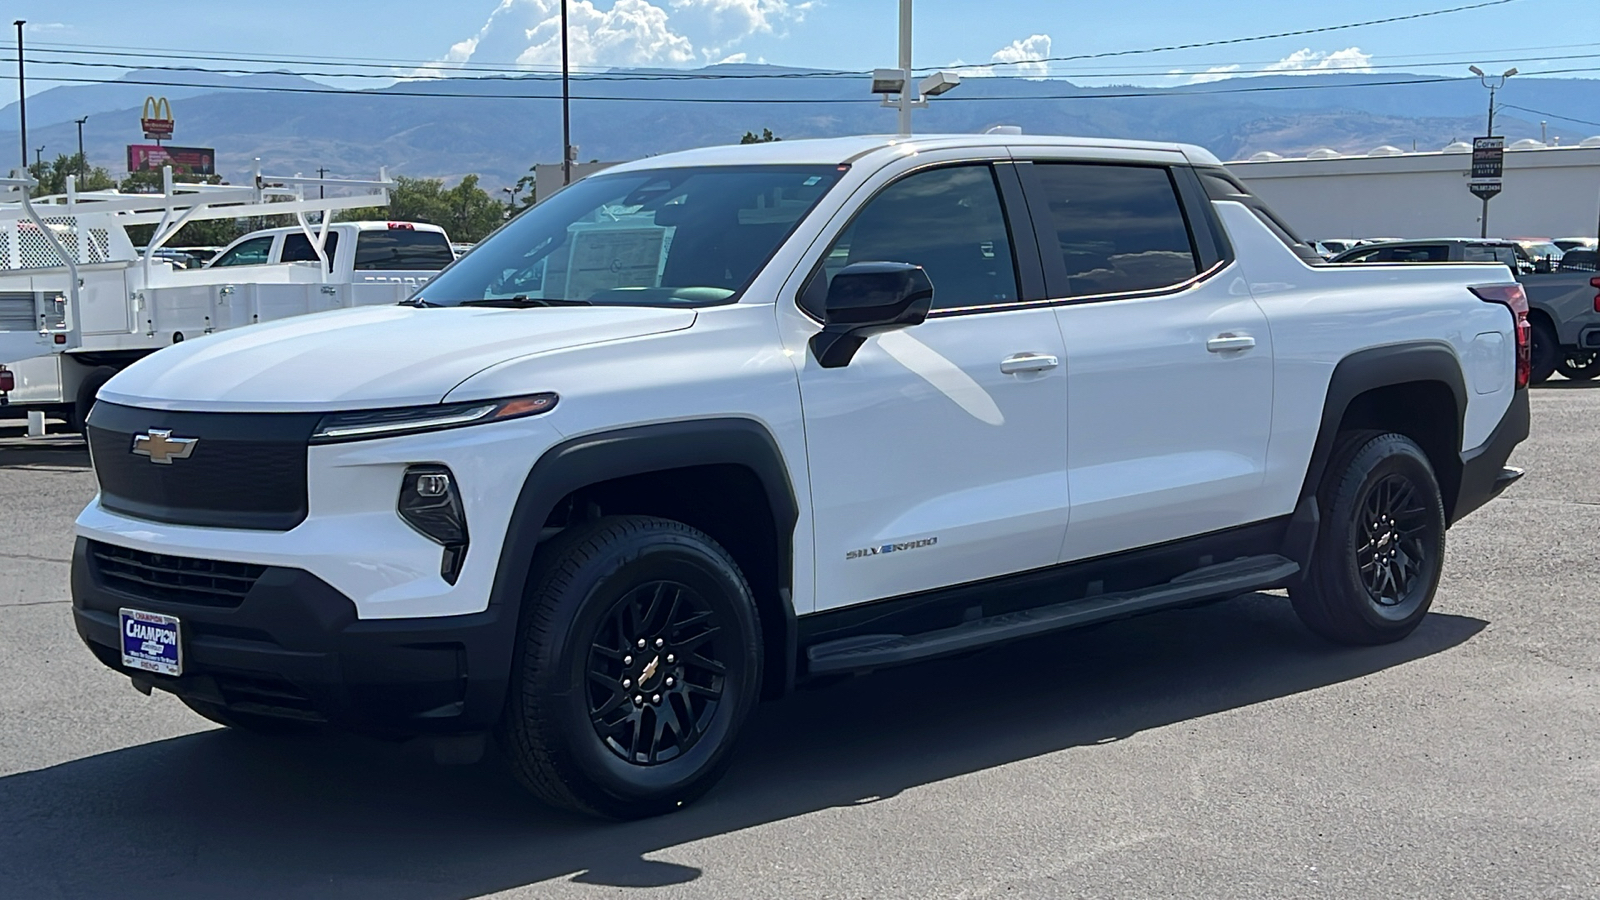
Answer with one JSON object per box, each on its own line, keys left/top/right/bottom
{"left": 1591, "top": 276, "right": 1600, "bottom": 313}
{"left": 387, "top": 222, "right": 416, "bottom": 230}
{"left": 1471, "top": 283, "right": 1531, "bottom": 389}
{"left": 0, "top": 366, "right": 12, "bottom": 393}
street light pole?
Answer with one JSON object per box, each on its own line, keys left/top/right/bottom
{"left": 897, "top": 0, "right": 913, "bottom": 137}
{"left": 14, "top": 20, "right": 26, "bottom": 173}
{"left": 74, "top": 116, "right": 87, "bottom": 179}
{"left": 561, "top": 0, "right": 572, "bottom": 187}
{"left": 1470, "top": 65, "right": 1516, "bottom": 239}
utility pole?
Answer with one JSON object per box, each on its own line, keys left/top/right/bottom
{"left": 14, "top": 20, "right": 26, "bottom": 173}
{"left": 561, "top": 0, "right": 572, "bottom": 186}
{"left": 33, "top": 145, "right": 43, "bottom": 168}
{"left": 317, "top": 166, "right": 327, "bottom": 199}
{"left": 74, "top": 116, "right": 87, "bottom": 179}
{"left": 897, "top": 0, "right": 913, "bottom": 136}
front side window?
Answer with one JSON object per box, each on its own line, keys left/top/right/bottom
{"left": 1033, "top": 163, "right": 1200, "bottom": 298}
{"left": 209, "top": 236, "right": 273, "bottom": 267}
{"left": 801, "top": 164, "right": 1019, "bottom": 316}
{"left": 416, "top": 165, "right": 842, "bottom": 308}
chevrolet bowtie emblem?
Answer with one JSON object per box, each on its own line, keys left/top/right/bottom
{"left": 131, "top": 429, "right": 198, "bottom": 464}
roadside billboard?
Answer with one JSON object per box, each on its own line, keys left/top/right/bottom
{"left": 126, "top": 144, "right": 215, "bottom": 176}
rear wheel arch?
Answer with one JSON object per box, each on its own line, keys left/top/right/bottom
{"left": 488, "top": 419, "right": 800, "bottom": 703}
{"left": 1301, "top": 342, "right": 1466, "bottom": 522}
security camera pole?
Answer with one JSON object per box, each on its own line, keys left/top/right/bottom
{"left": 896, "top": 0, "right": 913, "bottom": 136}
{"left": 872, "top": 0, "right": 959, "bottom": 136}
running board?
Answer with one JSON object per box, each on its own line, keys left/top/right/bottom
{"left": 805, "top": 554, "right": 1299, "bottom": 675}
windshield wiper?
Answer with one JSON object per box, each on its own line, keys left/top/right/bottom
{"left": 456, "top": 295, "right": 592, "bottom": 308}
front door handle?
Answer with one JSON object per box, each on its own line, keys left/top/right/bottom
{"left": 1000, "top": 352, "right": 1060, "bottom": 374}
{"left": 1206, "top": 333, "right": 1257, "bottom": 353}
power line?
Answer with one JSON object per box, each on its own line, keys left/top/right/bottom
{"left": 948, "top": 0, "right": 1529, "bottom": 73}
{"left": 3, "top": 67, "right": 1597, "bottom": 105}
{"left": 1498, "top": 103, "right": 1600, "bottom": 128}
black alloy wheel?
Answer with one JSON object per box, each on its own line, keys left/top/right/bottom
{"left": 499, "top": 515, "right": 763, "bottom": 819}
{"left": 587, "top": 580, "right": 730, "bottom": 766}
{"left": 1354, "top": 474, "right": 1432, "bottom": 616}
{"left": 1556, "top": 350, "right": 1600, "bottom": 381}
{"left": 1290, "top": 431, "right": 1446, "bottom": 645}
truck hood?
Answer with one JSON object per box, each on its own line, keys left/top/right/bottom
{"left": 99, "top": 305, "right": 698, "bottom": 412}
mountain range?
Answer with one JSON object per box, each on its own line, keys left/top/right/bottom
{"left": 1, "top": 66, "right": 1596, "bottom": 191}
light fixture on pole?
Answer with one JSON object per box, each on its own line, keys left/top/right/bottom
{"left": 868, "top": 0, "right": 960, "bottom": 136}
{"left": 1468, "top": 65, "right": 1516, "bottom": 238}
{"left": 74, "top": 116, "right": 87, "bottom": 180}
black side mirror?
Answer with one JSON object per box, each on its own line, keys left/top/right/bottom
{"left": 809, "top": 262, "right": 934, "bottom": 368}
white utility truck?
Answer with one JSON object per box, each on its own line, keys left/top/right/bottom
{"left": 0, "top": 165, "right": 450, "bottom": 429}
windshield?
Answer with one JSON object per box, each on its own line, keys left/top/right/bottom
{"left": 414, "top": 165, "right": 843, "bottom": 308}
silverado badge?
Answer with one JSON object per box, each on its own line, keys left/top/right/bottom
{"left": 131, "top": 429, "right": 198, "bottom": 465}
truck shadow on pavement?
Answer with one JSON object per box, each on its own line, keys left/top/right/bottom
{"left": 0, "top": 437, "right": 91, "bottom": 468}
{"left": 0, "top": 593, "right": 1485, "bottom": 898}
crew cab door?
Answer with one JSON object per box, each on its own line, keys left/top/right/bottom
{"left": 1012, "top": 156, "right": 1276, "bottom": 561}
{"left": 791, "top": 159, "right": 1071, "bottom": 611}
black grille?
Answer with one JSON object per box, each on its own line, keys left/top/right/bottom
{"left": 89, "top": 541, "right": 266, "bottom": 608}
{"left": 86, "top": 402, "right": 320, "bottom": 530}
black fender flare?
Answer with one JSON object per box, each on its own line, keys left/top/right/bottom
{"left": 486, "top": 417, "right": 801, "bottom": 694}
{"left": 1298, "top": 340, "right": 1467, "bottom": 510}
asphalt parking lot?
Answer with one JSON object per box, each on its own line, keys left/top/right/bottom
{"left": 1, "top": 387, "right": 1596, "bottom": 900}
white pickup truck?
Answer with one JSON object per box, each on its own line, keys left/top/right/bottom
{"left": 70, "top": 134, "right": 1529, "bottom": 820}
{"left": 0, "top": 169, "right": 450, "bottom": 429}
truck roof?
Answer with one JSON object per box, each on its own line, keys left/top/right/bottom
{"left": 233, "top": 221, "right": 448, "bottom": 237}
{"left": 600, "top": 134, "right": 1224, "bottom": 175}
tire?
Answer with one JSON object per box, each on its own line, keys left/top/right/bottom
{"left": 1556, "top": 350, "right": 1600, "bottom": 381}
{"left": 179, "top": 697, "right": 317, "bottom": 735}
{"left": 497, "top": 515, "right": 763, "bottom": 819}
{"left": 1528, "top": 319, "right": 1558, "bottom": 385}
{"left": 1290, "top": 431, "right": 1447, "bottom": 646}
{"left": 68, "top": 365, "right": 118, "bottom": 433}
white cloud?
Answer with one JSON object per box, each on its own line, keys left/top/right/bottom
{"left": 715, "top": 51, "right": 748, "bottom": 64}
{"left": 23, "top": 22, "right": 70, "bottom": 34}
{"left": 953, "top": 34, "right": 1052, "bottom": 80}
{"left": 423, "top": 0, "right": 804, "bottom": 74}
{"left": 1186, "top": 46, "right": 1373, "bottom": 84}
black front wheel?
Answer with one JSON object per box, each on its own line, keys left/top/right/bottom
{"left": 498, "top": 516, "right": 762, "bottom": 819}
{"left": 1290, "top": 431, "right": 1446, "bottom": 645}
{"left": 1556, "top": 351, "right": 1600, "bottom": 381}
{"left": 1528, "top": 320, "right": 1558, "bottom": 384}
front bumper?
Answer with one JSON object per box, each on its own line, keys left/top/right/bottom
{"left": 71, "top": 537, "right": 516, "bottom": 735}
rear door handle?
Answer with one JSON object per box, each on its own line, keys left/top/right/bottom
{"left": 1000, "top": 353, "right": 1060, "bottom": 374}
{"left": 1206, "top": 333, "right": 1257, "bottom": 353}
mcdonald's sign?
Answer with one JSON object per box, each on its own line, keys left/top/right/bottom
{"left": 140, "top": 96, "right": 174, "bottom": 141}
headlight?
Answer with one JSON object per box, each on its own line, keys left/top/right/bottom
{"left": 399, "top": 465, "right": 469, "bottom": 584}
{"left": 309, "top": 392, "right": 558, "bottom": 444}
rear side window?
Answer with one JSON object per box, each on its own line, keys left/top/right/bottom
{"left": 1031, "top": 163, "right": 1199, "bottom": 298}
{"left": 1338, "top": 248, "right": 1383, "bottom": 263}
{"left": 354, "top": 228, "right": 454, "bottom": 271}
{"left": 1462, "top": 245, "right": 1516, "bottom": 266}
{"left": 281, "top": 232, "right": 340, "bottom": 271}
{"left": 1378, "top": 245, "right": 1448, "bottom": 262}
{"left": 801, "top": 164, "right": 1019, "bottom": 315}
{"left": 210, "top": 236, "right": 273, "bottom": 267}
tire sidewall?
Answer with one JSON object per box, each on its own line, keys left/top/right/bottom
{"left": 521, "top": 525, "right": 762, "bottom": 813}
{"left": 1320, "top": 437, "right": 1446, "bottom": 635}
{"left": 1528, "top": 320, "right": 1558, "bottom": 384}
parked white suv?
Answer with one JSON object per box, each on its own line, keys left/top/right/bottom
{"left": 71, "top": 135, "right": 1529, "bottom": 819}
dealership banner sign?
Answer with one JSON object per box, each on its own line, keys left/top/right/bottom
{"left": 126, "top": 144, "right": 216, "bottom": 176}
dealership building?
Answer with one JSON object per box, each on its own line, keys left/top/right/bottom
{"left": 1227, "top": 137, "right": 1600, "bottom": 242}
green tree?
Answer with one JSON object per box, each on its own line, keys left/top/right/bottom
{"left": 25, "top": 153, "right": 116, "bottom": 194}
{"left": 740, "top": 128, "right": 781, "bottom": 144}
{"left": 338, "top": 174, "right": 504, "bottom": 242}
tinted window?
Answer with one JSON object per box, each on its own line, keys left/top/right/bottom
{"left": 1560, "top": 249, "right": 1597, "bottom": 272}
{"left": 1033, "top": 163, "right": 1199, "bottom": 298}
{"left": 1462, "top": 245, "right": 1517, "bottom": 267}
{"left": 354, "top": 229, "right": 454, "bottom": 271}
{"left": 1338, "top": 248, "right": 1384, "bottom": 263}
{"left": 802, "top": 165, "right": 1019, "bottom": 315}
{"left": 1377, "top": 245, "right": 1449, "bottom": 262}
{"left": 281, "top": 232, "right": 340, "bottom": 271}
{"left": 417, "top": 166, "right": 842, "bottom": 307}
{"left": 210, "top": 236, "right": 273, "bottom": 267}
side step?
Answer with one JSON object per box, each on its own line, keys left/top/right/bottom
{"left": 805, "top": 554, "right": 1299, "bottom": 675}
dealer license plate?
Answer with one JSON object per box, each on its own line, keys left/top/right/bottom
{"left": 119, "top": 608, "right": 182, "bottom": 677}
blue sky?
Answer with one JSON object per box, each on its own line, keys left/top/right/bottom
{"left": 8, "top": 0, "right": 1598, "bottom": 90}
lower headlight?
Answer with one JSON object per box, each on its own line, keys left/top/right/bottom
{"left": 399, "top": 465, "right": 469, "bottom": 584}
